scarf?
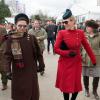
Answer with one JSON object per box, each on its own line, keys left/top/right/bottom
{"left": 11, "top": 32, "right": 25, "bottom": 68}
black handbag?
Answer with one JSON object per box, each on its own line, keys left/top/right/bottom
{"left": 60, "top": 40, "right": 69, "bottom": 50}
{"left": 60, "top": 40, "right": 77, "bottom": 57}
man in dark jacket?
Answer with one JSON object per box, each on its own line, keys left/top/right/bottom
{"left": 45, "top": 20, "right": 55, "bottom": 54}
{"left": 0, "top": 27, "right": 8, "bottom": 90}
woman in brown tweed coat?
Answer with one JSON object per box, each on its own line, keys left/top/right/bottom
{"left": 4, "top": 13, "right": 45, "bottom": 100}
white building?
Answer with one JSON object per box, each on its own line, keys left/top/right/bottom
{"left": 71, "top": 0, "right": 100, "bottom": 23}
{"left": 56, "top": 0, "right": 100, "bottom": 23}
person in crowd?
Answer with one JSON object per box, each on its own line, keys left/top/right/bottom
{"left": 45, "top": 20, "right": 56, "bottom": 54}
{"left": 96, "top": 20, "right": 100, "bottom": 32}
{"left": 52, "top": 22, "right": 58, "bottom": 41}
{"left": 3, "top": 13, "right": 45, "bottom": 100}
{"left": 28, "top": 19, "right": 32, "bottom": 30}
{"left": 82, "top": 20, "right": 100, "bottom": 99}
{"left": 28, "top": 18, "right": 47, "bottom": 75}
{"left": 28, "top": 19, "right": 47, "bottom": 54}
{"left": 54, "top": 9, "right": 96, "bottom": 100}
{"left": 0, "top": 27, "right": 8, "bottom": 90}
{"left": 57, "top": 21, "right": 65, "bottom": 32}
{"left": 78, "top": 22, "right": 86, "bottom": 31}
{"left": 5, "top": 23, "right": 14, "bottom": 34}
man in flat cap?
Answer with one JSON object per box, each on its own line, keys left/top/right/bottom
{"left": 4, "top": 13, "right": 45, "bottom": 100}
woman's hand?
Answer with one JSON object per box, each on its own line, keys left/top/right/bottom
{"left": 68, "top": 51, "right": 77, "bottom": 57}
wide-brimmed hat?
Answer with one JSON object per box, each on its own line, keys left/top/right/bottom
{"left": 15, "top": 13, "right": 29, "bottom": 24}
{"left": 85, "top": 20, "right": 99, "bottom": 29}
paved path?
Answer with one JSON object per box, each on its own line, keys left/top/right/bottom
{"left": 0, "top": 51, "right": 100, "bottom": 100}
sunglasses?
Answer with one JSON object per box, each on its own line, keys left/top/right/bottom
{"left": 63, "top": 19, "right": 73, "bottom": 24}
{"left": 18, "top": 25, "right": 27, "bottom": 28}
{"left": 63, "top": 21, "right": 69, "bottom": 24}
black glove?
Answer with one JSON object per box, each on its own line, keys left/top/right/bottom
{"left": 6, "top": 73, "right": 12, "bottom": 80}
{"left": 69, "top": 51, "right": 77, "bottom": 57}
{"left": 93, "top": 63, "right": 96, "bottom": 66}
{"left": 40, "top": 71, "right": 44, "bottom": 76}
{"left": 37, "top": 66, "right": 44, "bottom": 73}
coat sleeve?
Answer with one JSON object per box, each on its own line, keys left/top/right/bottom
{"left": 28, "top": 29, "right": 35, "bottom": 36}
{"left": 37, "top": 29, "right": 47, "bottom": 41}
{"left": 81, "top": 31, "right": 96, "bottom": 65}
{"left": 54, "top": 31, "right": 75, "bottom": 56}
{"left": 32, "top": 36, "right": 45, "bottom": 71}
{"left": 3, "top": 39, "right": 12, "bottom": 73}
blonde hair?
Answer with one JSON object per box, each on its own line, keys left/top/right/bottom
{"left": 69, "top": 16, "right": 76, "bottom": 24}
{"left": 70, "top": 16, "right": 77, "bottom": 29}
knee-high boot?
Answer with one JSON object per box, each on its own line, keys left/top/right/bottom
{"left": 93, "top": 77, "right": 99, "bottom": 99}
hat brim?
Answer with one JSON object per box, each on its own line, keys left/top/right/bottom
{"left": 62, "top": 17, "right": 71, "bottom": 22}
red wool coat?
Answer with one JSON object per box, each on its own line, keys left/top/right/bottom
{"left": 54, "top": 29, "right": 96, "bottom": 93}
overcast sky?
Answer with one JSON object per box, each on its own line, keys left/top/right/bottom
{"left": 19, "top": 0, "right": 98, "bottom": 17}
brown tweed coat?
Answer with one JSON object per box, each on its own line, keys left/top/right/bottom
{"left": 4, "top": 33, "right": 45, "bottom": 100}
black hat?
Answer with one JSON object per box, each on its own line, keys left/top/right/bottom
{"left": 34, "top": 15, "right": 41, "bottom": 20}
{"left": 15, "top": 13, "right": 29, "bottom": 24}
{"left": 85, "top": 20, "right": 99, "bottom": 29}
{"left": 62, "top": 9, "right": 72, "bottom": 20}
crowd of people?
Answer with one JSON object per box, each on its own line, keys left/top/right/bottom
{"left": 0, "top": 9, "right": 100, "bottom": 100}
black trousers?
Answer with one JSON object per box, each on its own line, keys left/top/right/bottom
{"left": 47, "top": 38, "right": 54, "bottom": 53}
{"left": 63, "top": 92, "right": 78, "bottom": 100}
{"left": 83, "top": 76, "right": 99, "bottom": 92}
{"left": 0, "top": 71, "right": 8, "bottom": 85}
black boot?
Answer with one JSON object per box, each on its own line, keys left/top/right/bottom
{"left": 93, "top": 77, "right": 99, "bottom": 100}
{"left": 71, "top": 92, "right": 78, "bottom": 100}
{"left": 83, "top": 76, "right": 90, "bottom": 97}
{"left": 63, "top": 92, "right": 69, "bottom": 100}
{"left": 2, "top": 84, "right": 8, "bottom": 90}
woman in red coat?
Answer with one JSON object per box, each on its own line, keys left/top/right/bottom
{"left": 54, "top": 9, "right": 96, "bottom": 100}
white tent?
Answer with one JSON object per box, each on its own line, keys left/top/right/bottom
{"left": 71, "top": 3, "right": 100, "bottom": 15}
{"left": 71, "top": 3, "right": 100, "bottom": 22}
{"left": 56, "top": 1, "right": 100, "bottom": 23}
